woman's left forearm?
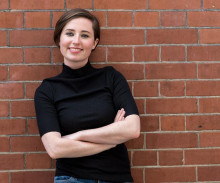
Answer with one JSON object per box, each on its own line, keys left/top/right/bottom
{"left": 64, "top": 114, "right": 140, "bottom": 145}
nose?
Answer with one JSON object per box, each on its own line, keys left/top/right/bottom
{"left": 72, "top": 34, "right": 80, "bottom": 44}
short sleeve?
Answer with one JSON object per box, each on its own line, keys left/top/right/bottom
{"left": 34, "top": 81, "right": 60, "bottom": 137}
{"left": 111, "top": 68, "right": 139, "bottom": 117}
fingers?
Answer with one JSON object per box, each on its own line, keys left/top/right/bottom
{"left": 114, "top": 108, "right": 126, "bottom": 122}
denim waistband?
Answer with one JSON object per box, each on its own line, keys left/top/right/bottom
{"left": 54, "top": 175, "right": 132, "bottom": 183}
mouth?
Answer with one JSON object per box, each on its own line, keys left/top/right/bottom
{"left": 69, "top": 47, "right": 82, "bottom": 53}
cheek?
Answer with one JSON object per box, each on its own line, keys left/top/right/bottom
{"left": 84, "top": 41, "right": 96, "bottom": 50}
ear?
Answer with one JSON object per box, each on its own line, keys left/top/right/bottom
{"left": 92, "top": 38, "right": 99, "bottom": 50}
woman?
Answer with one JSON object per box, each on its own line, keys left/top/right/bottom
{"left": 34, "top": 8, "right": 140, "bottom": 183}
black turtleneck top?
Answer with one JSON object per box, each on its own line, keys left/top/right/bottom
{"left": 34, "top": 61, "right": 139, "bottom": 182}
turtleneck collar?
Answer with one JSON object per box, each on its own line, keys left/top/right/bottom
{"left": 60, "top": 61, "right": 95, "bottom": 78}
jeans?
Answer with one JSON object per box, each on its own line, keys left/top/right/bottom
{"left": 54, "top": 176, "right": 132, "bottom": 183}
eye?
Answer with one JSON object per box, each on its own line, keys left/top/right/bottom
{"left": 65, "top": 32, "right": 74, "bottom": 36}
{"left": 81, "top": 34, "right": 89, "bottom": 38}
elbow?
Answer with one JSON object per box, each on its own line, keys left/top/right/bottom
{"left": 45, "top": 141, "right": 62, "bottom": 159}
{"left": 129, "top": 116, "right": 141, "bottom": 139}
{"left": 130, "top": 127, "right": 140, "bottom": 139}
{"left": 41, "top": 132, "right": 64, "bottom": 159}
{"left": 47, "top": 146, "right": 59, "bottom": 159}
{"left": 133, "top": 129, "right": 140, "bottom": 139}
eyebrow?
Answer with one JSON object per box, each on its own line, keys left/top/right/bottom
{"left": 64, "top": 29, "right": 91, "bottom": 34}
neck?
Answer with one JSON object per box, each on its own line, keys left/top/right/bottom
{"left": 64, "top": 59, "right": 88, "bottom": 70}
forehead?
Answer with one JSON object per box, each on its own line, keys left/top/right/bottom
{"left": 63, "top": 17, "right": 93, "bottom": 32}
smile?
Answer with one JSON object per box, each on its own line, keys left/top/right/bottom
{"left": 69, "top": 48, "right": 82, "bottom": 51}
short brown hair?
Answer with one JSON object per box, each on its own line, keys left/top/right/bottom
{"left": 54, "top": 8, "right": 100, "bottom": 48}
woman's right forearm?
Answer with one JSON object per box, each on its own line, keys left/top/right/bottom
{"left": 41, "top": 132, "right": 115, "bottom": 159}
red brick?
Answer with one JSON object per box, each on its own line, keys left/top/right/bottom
{"left": 66, "top": 0, "right": 92, "bottom": 9}
{"left": 147, "top": 29, "right": 197, "bottom": 44}
{"left": 89, "top": 47, "right": 106, "bottom": 62}
{"left": 26, "top": 82, "right": 41, "bottom": 99}
{"left": 204, "top": 0, "right": 220, "bottom": 9}
{"left": 52, "top": 159, "right": 56, "bottom": 168}
{"left": 25, "top": 12, "right": 51, "bottom": 28}
{"left": 52, "top": 47, "right": 63, "bottom": 63}
{"left": 159, "top": 150, "right": 183, "bottom": 165}
{"left": 9, "top": 65, "right": 61, "bottom": 81}
{"left": 0, "top": 31, "right": 7, "bottom": 46}
{"left": 0, "top": 137, "right": 10, "bottom": 152}
{"left": 161, "top": 12, "right": 186, "bottom": 27}
{"left": 186, "top": 115, "right": 220, "bottom": 131}
{"left": 133, "top": 151, "right": 157, "bottom": 166}
{"left": 0, "top": 48, "right": 23, "bottom": 64}
{"left": 27, "top": 119, "right": 39, "bottom": 134}
{"left": 140, "top": 116, "right": 159, "bottom": 132}
{"left": 147, "top": 98, "right": 197, "bottom": 114}
{"left": 125, "top": 134, "right": 144, "bottom": 149}
{"left": 108, "top": 12, "right": 132, "bottom": 27}
{"left": 188, "top": 11, "right": 220, "bottom": 27}
{"left": 0, "top": 83, "right": 23, "bottom": 99}
{"left": 0, "top": 173, "right": 9, "bottom": 183}
{"left": 91, "top": 11, "right": 106, "bottom": 27}
{"left": 10, "top": 30, "right": 54, "bottom": 46}
{"left": 0, "top": 0, "right": 9, "bottom": 9}
{"left": 200, "top": 29, "right": 220, "bottom": 44}
{"left": 161, "top": 46, "right": 185, "bottom": 61}
{"left": 26, "top": 153, "right": 52, "bottom": 169}
{"left": 200, "top": 98, "right": 220, "bottom": 113}
{"left": 52, "top": 11, "right": 65, "bottom": 27}
{"left": 11, "top": 100, "right": 35, "bottom": 117}
{"left": 149, "top": 0, "right": 201, "bottom": 9}
{"left": 131, "top": 168, "right": 144, "bottom": 183}
{"left": 134, "top": 12, "right": 159, "bottom": 27}
{"left": 110, "top": 64, "right": 144, "bottom": 80}
{"left": 188, "top": 46, "right": 220, "bottom": 61}
{"left": 187, "top": 81, "right": 220, "bottom": 96}
{"left": 200, "top": 132, "right": 220, "bottom": 147}
{"left": 0, "top": 101, "right": 9, "bottom": 117}
{"left": 134, "top": 46, "right": 159, "bottom": 61}
{"left": 25, "top": 48, "right": 51, "bottom": 63}
{"left": 0, "top": 66, "right": 8, "bottom": 81}
{"left": 94, "top": 0, "right": 147, "bottom": 9}
{"left": 145, "top": 167, "right": 196, "bottom": 183}
{"left": 0, "top": 154, "right": 24, "bottom": 170}
{"left": 146, "top": 63, "right": 197, "bottom": 79}
{"left": 128, "top": 151, "right": 131, "bottom": 162}
{"left": 107, "top": 47, "right": 132, "bottom": 62}
{"left": 134, "top": 81, "right": 158, "bottom": 97}
{"left": 0, "top": 12, "right": 23, "bottom": 28}
{"left": 0, "top": 119, "right": 26, "bottom": 135}
{"left": 11, "top": 136, "right": 45, "bottom": 152}
{"left": 100, "top": 29, "right": 145, "bottom": 45}
{"left": 199, "top": 64, "right": 220, "bottom": 79}
{"left": 146, "top": 133, "right": 198, "bottom": 149}
{"left": 198, "top": 166, "right": 220, "bottom": 181}
{"left": 160, "top": 81, "right": 185, "bottom": 96}
{"left": 11, "top": 0, "right": 64, "bottom": 9}
{"left": 135, "top": 99, "right": 145, "bottom": 114}
{"left": 161, "top": 116, "right": 185, "bottom": 131}
{"left": 11, "top": 171, "right": 55, "bottom": 183}
{"left": 185, "top": 149, "right": 220, "bottom": 165}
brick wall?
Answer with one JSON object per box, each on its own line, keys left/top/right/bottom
{"left": 0, "top": 0, "right": 220, "bottom": 182}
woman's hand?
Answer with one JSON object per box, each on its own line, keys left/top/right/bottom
{"left": 114, "top": 108, "right": 126, "bottom": 122}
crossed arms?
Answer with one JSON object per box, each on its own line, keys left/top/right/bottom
{"left": 41, "top": 109, "right": 140, "bottom": 159}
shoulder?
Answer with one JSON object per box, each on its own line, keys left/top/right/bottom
{"left": 100, "top": 65, "right": 122, "bottom": 78}
{"left": 35, "top": 80, "right": 54, "bottom": 100}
